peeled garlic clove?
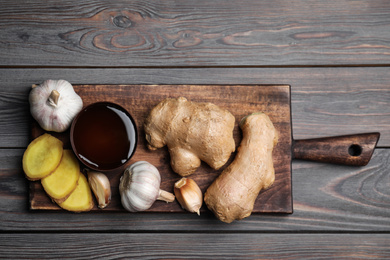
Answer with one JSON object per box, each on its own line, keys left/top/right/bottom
{"left": 87, "top": 170, "right": 111, "bottom": 209}
{"left": 174, "top": 178, "right": 203, "bottom": 215}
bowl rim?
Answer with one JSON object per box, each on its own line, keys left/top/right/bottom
{"left": 70, "top": 101, "right": 138, "bottom": 172}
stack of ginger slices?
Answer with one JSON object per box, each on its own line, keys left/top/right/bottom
{"left": 22, "top": 133, "right": 94, "bottom": 212}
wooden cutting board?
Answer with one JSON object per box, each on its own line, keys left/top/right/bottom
{"left": 29, "top": 84, "right": 293, "bottom": 213}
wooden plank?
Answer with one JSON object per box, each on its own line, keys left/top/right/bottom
{"left": 0, "top": 233, "right": 389, "bottom": 259}
{"left": 0, "top": 0, "right": 389, "bottom": 66}
{"left": 1, "top": 148, "right": 390, "bottom": 231}
{"left": 29, "top": 84, "right": 292, "bottom": 213}
{"left": 0, "top": 67, "right": 389, "bottom": 148}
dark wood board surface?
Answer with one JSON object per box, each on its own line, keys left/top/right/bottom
{"left": 29, "top": 84, "right": 293, "bottom": 213}
{"left": 1, "top": 233, "right": 390, "bottom": 259}
{"left": 1, "top": 0, "right": 390, "bottom": 67}
{"left": 1, "top": 0, "right": 390, "bottom": 258}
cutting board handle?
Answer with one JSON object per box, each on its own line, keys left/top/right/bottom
{"left": 292, "top": 132, "right": 380, "bottom": 166}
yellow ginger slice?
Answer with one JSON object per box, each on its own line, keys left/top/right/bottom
{"left": 22, "top": 133, "right": 63, "bottom": 180}
{"left": 57, "top": 173, "right": 94, "bottom": 212}
{"left": 41, "top": 150, "right": 80, "bottom": 203}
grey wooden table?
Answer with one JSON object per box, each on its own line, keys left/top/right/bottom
{"left": 1, "top": 0, "right": 390, "bottom": 258}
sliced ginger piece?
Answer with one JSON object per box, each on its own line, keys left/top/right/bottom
{"left": 41, "top": 150, "right": 80, "bottom": 203}
{"left": 23, "top": 133, "right": 63, "bottom": 180}
{"left": 57, "top": 173, "right": 94, "bottom": 212}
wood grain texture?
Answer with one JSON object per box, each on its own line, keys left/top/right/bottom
{"left": 0, "top": 67, "right": 389, "bottom": 148}
{"left": 293, "top": 133, "right": 380, "bottom": 166}
{"left": 1, "top": 149, "right": 390, "bottom": 231}
{"left": 0, "top": 233, "right": 389, "bottom": 259}
{"left": 0, "top": 0, "right": 389, "bottom": 257}
{"left": 29, "top": 84, "right": 292, "bottom": 213}
{"left": 0, "top": 0, "right": 389, "bottom": 66}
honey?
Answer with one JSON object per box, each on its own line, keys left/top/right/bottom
{"left": 71, "top": 102, "right": 137, "bottom": 171}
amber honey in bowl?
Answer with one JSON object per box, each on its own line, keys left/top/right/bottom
{"left": 71, "top": 102, "right": 137, "bottom": 171}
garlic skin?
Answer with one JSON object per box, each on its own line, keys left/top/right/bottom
{"left": 87, "top": 170, "right": 111, "bottom": 209}
{"left": 119, "top": 161, "right": 175, "bottom": 212}
{"left": 174, "top": 178, "right": 203, "bottom": 215}
{"left": 29, "top": 79, "right": 83, "bottom": 132}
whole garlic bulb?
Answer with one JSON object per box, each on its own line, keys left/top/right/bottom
{"left": 119, "top": 161, "right": 175, "bottom": 212}
{"left": 29, "top": 79, "right": 83, "bottom": 132}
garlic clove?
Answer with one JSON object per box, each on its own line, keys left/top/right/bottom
{"left": 174, "top": 178, "right": 203, "bottom": 215}
{"left": 87, "top": 170, "right": 111, "bottom": 209}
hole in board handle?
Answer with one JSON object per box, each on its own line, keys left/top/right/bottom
{"left": 348, "top": 144, "right": 362, "bottom": 157}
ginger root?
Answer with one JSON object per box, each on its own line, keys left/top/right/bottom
{"left": 22, "top": 133, "right": 63, "bottom": 180}
{"left": 41, "top": 150, "right": 80, "bottom": 203}
{"left": 144, "top": 97, "right": 235, "bottom": 176}
{"left": 22, "top": 134, "right": 93, "bottom": 212}
{"left": 204, "top": 112, "right": 278, "bottom": 223}
{"left": 57, "top": 173, "right": 94, "bottom": 212}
